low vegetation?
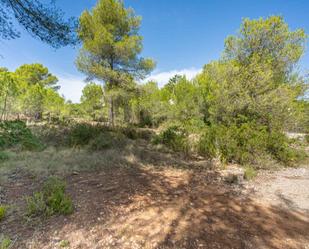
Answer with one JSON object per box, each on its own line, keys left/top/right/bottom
{"left": 0, "top": 206, "right": 7, "bottom": 222}
{"left": 0, "top": 236, "right": 11, "bottom": 249}
{"left": 26, "top": 177, "right": 73, "bottom": 218}
{"left": 0, "top": 10, "right": 308, "bottom": 172}
{"left": 0, "top": 120, "right": 42, "bottom": 151}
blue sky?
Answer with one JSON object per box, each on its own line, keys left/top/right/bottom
{"left": 0, "top": 0, "right": 308, "bottom": 102}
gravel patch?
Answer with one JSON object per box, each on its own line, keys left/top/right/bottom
{"left": 247, "top": 167, "right": 309, "bottom": 212}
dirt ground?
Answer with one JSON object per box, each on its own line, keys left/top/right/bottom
{"left": 1, "top": 163, "right": 309, "bottom": 249}
{"left": 247, "top": 167, "right": 309, "bottom": 212}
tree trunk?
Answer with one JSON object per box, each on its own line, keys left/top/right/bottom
{"left": 109, "top": 96, "right": 114, "bottom": 127}
{"left": 1, "top": 91, "right": 8, "bottom": 121}
{"left": 124, "top": 103, "right": 131, "bottom": 124}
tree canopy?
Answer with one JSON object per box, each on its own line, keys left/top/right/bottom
{"left": 0, "top": 0, "right": 77, "bottom": 48}
{"left": 76, "top": 0, "right": 155, "bottom": 125}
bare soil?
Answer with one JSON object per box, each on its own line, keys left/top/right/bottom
{"left": 1, "top": 163, "right": 309, "bottom": 249}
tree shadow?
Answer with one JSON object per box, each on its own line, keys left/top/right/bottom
{"left": 3, "top": 150, "right": 309, "bottom": 249}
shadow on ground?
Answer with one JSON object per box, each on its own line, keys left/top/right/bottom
{"left": 2, "top": 147, "right": 309, "bottom": 249}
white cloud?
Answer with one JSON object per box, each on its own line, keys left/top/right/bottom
{"left": 57, "top": 68, "right": 202, "bottom": 103}
{"left": 57, "top": 74, "right": 87, "bottom": 103}
{"left": 143, "top": 68, "right": 202, "bottom": 87}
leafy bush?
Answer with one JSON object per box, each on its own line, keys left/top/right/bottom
{"left": 0, "top": 120, "right": 43, "bottom": 151}
{"left": 89, "top": 132, "right": 113, "bottom": 150}
{"left": 153, "top": 126, "right": 189, "bottom": 153}
{"left": 121, "top": 127, "right": 138, "bottom": 140}
{"left": 121, "top": 127, "right": 153, "bottom": 141}
{"left": 0, "top": 235, "right": 11, "bottom": 249}
{"left": 68, "top": 123, "right": 100, "bottom": 146}
{"left": 198, "top": 123, "right": 305, "bottom": 165}
{"left": 198, "top": 124, "right": 260, "bottom": 163}
{"left": 89, "top": 131, "right": 126, "bottom": 151}
{"left": 26, "top": 177, "right": 73, "bottom": 217}
{"left": 0, "top": 206, "right": 7, "bottom": 221}
{"left": 0, "top": 151, "right": 9, "bottom": 162}
{"left": 267, "top": 131, "right": 307, "bottom": 165}
{"left": 26, "top": 192, "right": 46, "bottom": 217}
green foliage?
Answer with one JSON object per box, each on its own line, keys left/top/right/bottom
{"left": 0, "top": 120, "right": 43, "bottom": 150}
{"left": 59, "top": 240, "right": 70, "bottom": 248}
{"left": 122, "top": 127, "right": 153, "bottom": 141}
{"left": 89, "top": 131, "right": 127, "bottom": 151}
{"left": 68, "top": 123, "right": 129, "bottom": 150}
{"left": 0, "top": 206, "right": 7, "bottom": 221}
{"left": 26, "top": 177, "right": 73, "bottom": 218}
{"left": 224, "top": 16, "right": 307, "bottom": 82}
{"left": 68, "top": 123, "right": 101, "bottom": 146}
{"left": 80, "top": 83, "right": 104, "bottom": 120}
{"left": 77, "top": 0, "right": 155, "bottom": 125}
{"left": 267, "top": 132, "right": 307, "bottom": 165}
{"left": 0, "top": 0, "right": 77, "bottom": 48}
{"left": 153, "top": 126, "right": 189, "bottom": 153}
{"left": 15, "top": 64, "right": 59, "bottom": 90}
{"left": 0, "top": 235, "right": 11, "bottom": 249}
{"left": 0, "top": 151, "right": 9, "bottom": 161}
{"left": 198, "top": 123, "right": 305, "bottom": 165}
{"left": 244, "top": 166, "right": 257, "bottom": 180}
{"left": 0, "top": 63, "right": 68, "bottom": 121}
{"left": 89, "top": 132, "right": 114, "bottom": 150}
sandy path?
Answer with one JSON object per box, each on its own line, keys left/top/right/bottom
{"left": 247, "top": 167, "right": 309, "bottom": 212}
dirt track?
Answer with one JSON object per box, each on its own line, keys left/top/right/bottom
{"left": 248, "top": 167, "right": 309, "bottom": 212}
{"left": 1, "top": 165, "right": 309, "bottom": 249}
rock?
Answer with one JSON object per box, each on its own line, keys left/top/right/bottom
{"left": 220, "top": 165, "right": 244, "bottom": 184}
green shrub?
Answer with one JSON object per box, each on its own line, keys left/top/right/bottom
{"left": 68, "top": 123, "right": 99, "bottom": 146}
{"left": 89, "top": 132, "right": 113, "bottom": 150}
{"left": 121, "top": 127, "right": 138, "bottom": 140}
{"left": 198, "top": 125, "right": 219, "bottom": 158}
{"left": 89, "top": 131, "right": 127, "bottom": 151}
{"left": 0, "top": 151, "right": 9, "bottom": 162}
{"left": 26, "top": 177, "right": 73, "bottom": 217}
{"left": 305, "top": 134, "right": 309, "bottom": 144}
{"left": 198, "top": 122, "right": 304, "bottom": 165}
{"left": 0, "top": 120, "right": 43, "bottom": 151}
{"left": 0, "top": 236, "right": 11, "bottom": 249}
{"left": 121, "top": 127, "right": 153, "bottom": 141}
{"left": 26, "top": 192, "right": 46, "bottom": 217}
{"left": 267, "top": 131, "right": 307, "bottom": 165}
{"left": 244, "top": 166, "right": 257, "bottom": 180}
{"left": 153, "top": 126, "right": 189, "bottom": 153}
{"left": 59, "top": 240, "right": 70, "bottom": 248}
{"left": 198, "top": 124, "right": 258, "bottom": 163}
{"left": 0, "top": 206, "right": 7, "bottom": 221}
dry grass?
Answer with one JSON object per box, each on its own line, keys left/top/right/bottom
{"left": 0, "top": 139, "right": 199, "bottom": 184}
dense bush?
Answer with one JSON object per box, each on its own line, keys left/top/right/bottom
{"left": 0, "top": 120, "right": 43, "bottom": 151}
{"left": 121, "top": 127, "right": 153, "bottom": 140}
{"left": 198, "top": 123, "right": 306, "bottom": 165}
{"left": 68, "top": 123, "right": 101, "bottom": 146}
{"left": 0, "top": 151, "right": 9, "bottom": 162}
{"left": 153, "top": 126, "right": 190, "bottom": 153}
{"left": 68, "top": 123, "right": 130, "bottom": 150}
{"left": 267, "top": 131, "right": 307, "bottom": 165}
{"left": 89, "top": 131, "right": 126, "bottom": 151}
{"left": 198, "top": 123, "right": 266, "bottom": 164}
{"left": 26, "top": 177, "right": 73, "bottom": 217}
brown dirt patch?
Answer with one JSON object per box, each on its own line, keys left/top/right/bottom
{"left": 1, "top": 167, "right": 309, "bottom": 249}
